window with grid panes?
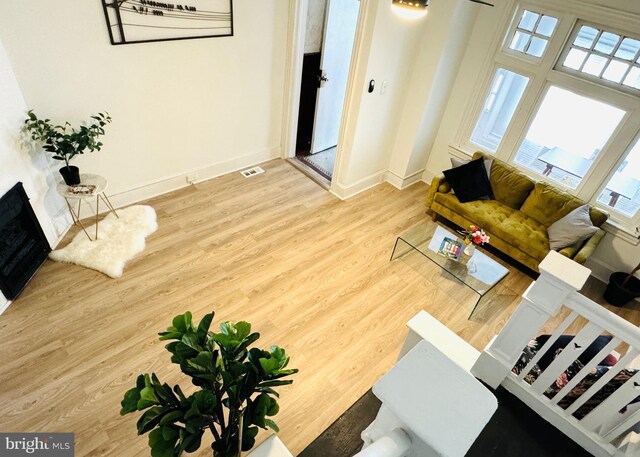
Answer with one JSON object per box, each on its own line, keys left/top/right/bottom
{"left": 559, "top": 23, "right": 640, "bottom": 92}
{"left": 463, "top": 4, "right": 640, "bottom": 230}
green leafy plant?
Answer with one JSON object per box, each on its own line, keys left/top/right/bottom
{"left": 120, "top": 311, "right": 298, "bottom": 457}
{"left": 24, "top": 110, "right": 112, "bottom": 168}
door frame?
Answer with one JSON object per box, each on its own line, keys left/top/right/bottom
{"left": 281, "top": 0, "right": 371, "bottom": 194}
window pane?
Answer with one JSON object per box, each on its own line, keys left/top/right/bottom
{"left": 471, "top": 69, "right": 529, "bottom": 153}
{"left": 623, "top": 67, "right": 640, "bottom": 89}
{"left": 594, "top": 32, "right": 621, "bottom": 55}
{"left": 518, "top": 10, "right": 539, "bottom": 32}
{"left": 582, "top": 54, "right": 608, "bottom": 76}
{"left": 614, "top": 37, "right": 640, "bottom": 61}
{"left": 563, "top": 48, "right": 588, "bottom": 70}
{"left": 536, "top": 16, "right": 558, "bottom": 37}
{"left": 514, "top": 87, "right": 625, "bottom": 189}
{"left": 597, "top": 139, "right": 640, "bottom": 218}
{"left": 559, "top": 24, "right": 640, "bottom": 93}
{"left": 510, "top": 31, "right": 530, "bottom": 52}
{"left": 574, "top": 26, "right": 598, "bottom": 49}
{"left": 602, "top": 60, "right": 630, "bottom": 83}
{"left": 527, "top": 37, "right": 548, "bottom": 58}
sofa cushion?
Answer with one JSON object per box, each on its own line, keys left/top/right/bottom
{"left": 589, "top": 207, "right": 609, "bottom": 227}
{"left": 437, "top": 182, "right": 451, "bottom": 193}
{"left": 558, "top": 239, "right": 585, "bottom": 260}
{"left": 443, "top": 158, "right": 493, "bottom": 203}
{"left": 519, "top": 182, "right": 608, "bottom": 228}
{"left": 433, "top": 192, "right": 550, "bottom": 261}
{"left": 547, "top": 204, "right": 599, "bottom": 250}
{"left": 473, "top": 152, "right": 534, "bottom": 210}
{"left": 433, "top": 193, "right": 515, "bottom": 231}
{"left": 493, "top": 212, "right": 550, "bottom": 261}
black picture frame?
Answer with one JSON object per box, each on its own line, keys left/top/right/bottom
{"left": 101, "top": 0, "right": 234, "bottom": 45}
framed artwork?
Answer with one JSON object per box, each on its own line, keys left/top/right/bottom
{"left": 101, "top": 0, "right": 233, "bottom": 45}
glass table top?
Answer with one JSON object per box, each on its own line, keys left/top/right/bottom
{"left": 392, "top": 222, "right": 509, "bottom": 296}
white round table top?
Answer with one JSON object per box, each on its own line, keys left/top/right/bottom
{"left": 56, "top": 173, "right": 107, "bottom": 199}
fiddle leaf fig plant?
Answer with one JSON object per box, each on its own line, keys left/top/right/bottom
{"left": 120, "top": 311, "right": 298, "bottom": 457}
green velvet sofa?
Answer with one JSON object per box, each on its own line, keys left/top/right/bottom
{"left": 426, "top": 152, "right": 608, "bottom": 272}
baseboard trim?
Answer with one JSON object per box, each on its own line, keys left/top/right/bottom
{"left": 46, "top": 147, "right": 279, "bottom": 247}
{"left": 585, "top": 257, "right": 614, "bottom": 284}
{"left": 385, "top": 169, "right": 425, "bottom": 190}
{"left": 103, "top": 147, "right": 280, "bottom": 211}
{"left": 421, "top": 167, "right": 439, "bottom": 185}
{"left": 332, "top": 168, "right": 429, "bottom": 200}
{"left": 583, "top": 258, "right": 640, "bottom": 305}
{"left": 331, "top": 171, "right": 386, "bottom": 200}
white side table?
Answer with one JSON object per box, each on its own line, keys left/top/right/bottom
{"left": 56, "top": 173, "right": 118, "bottom": 241}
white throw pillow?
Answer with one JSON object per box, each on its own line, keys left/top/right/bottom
{"left": 547, "top": 204, "right": 599, "bottom": 250}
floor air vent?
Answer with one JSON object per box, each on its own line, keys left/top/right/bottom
{"left": 240, "top": 167, "right": 265, "bottom": 178}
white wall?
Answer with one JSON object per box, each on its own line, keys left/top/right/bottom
{"left": 422, "top": 0, "right": 640, "bottom": 278}
{"left": 334, "top": 0, "right": 427, "bottom": 195}
{"left": 387, "top": 1, "right": 479, "bottom": 186}
{"left": 332, "top": 0, "right": 480, "bottom": 196}
{"left": 581, "top": 0, "right": 640, "bottom": 14}
{"left": 305, "top": 0, "right": 328, "bottom": 54}
{"left": 0, "top": 38, "right": 68, "bottom": 309}
{"left": 0, "top": 0, "right": 289, "bottom": 208}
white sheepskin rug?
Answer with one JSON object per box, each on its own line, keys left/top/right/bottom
{"left": 49, "top": 205, "right": 157, "bottom": 278}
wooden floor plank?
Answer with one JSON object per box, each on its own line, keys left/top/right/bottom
{"left": 0, "top": 159, "right": 637, "bottom": 456}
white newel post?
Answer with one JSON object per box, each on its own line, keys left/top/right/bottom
{"left": 471, "top": 252, "right": 592, "bottom": 389}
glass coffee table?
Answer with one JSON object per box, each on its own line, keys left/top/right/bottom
{"left": 391, "top": 222, "right": 509, "bottom": 318}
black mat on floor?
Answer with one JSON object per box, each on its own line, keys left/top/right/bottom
{"left": 299, "top": 390, "right": 381, "bottom": 457}
{"left": 299, "top": 387, "right": 592, "bottom": 457}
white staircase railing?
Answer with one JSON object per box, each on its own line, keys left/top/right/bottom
{"left": 471, "top": 251, "right": 640, "bottom": 457}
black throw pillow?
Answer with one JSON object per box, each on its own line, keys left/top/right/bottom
{"left": 442, "top": 158, "right": 493, "bottom": 203}
{"left": 535, "top": 334, "right": 615, "bottom": 371}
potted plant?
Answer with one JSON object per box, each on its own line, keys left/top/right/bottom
{"left": 604, "top": 261, "right": 640, "bottom": 307}
{"left": 24, "top": 110, "right": 112, "bottom": 185}
{"left": 120, "top": 311, "right": 298, "bottom": 457}
{"left": 603, "top": 228, "right": 640, "bottom": 307}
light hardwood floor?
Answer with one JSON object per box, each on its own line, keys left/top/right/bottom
{"left": 0, "top": 159, "right": 638, "bottom": 456}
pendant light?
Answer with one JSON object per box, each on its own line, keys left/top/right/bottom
{"left": 391, "top": 0, "right": 494, "bottom": 20}
{"left": 391, "top": 0, "right": 429, "bottom": 19}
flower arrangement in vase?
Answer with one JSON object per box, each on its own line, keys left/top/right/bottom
{"left": 458, "top": 225, "right": 490, "bottom": 255}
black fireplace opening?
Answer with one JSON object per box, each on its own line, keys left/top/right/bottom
{"left": 0, "top": 182, "right": 51, "bottom": 301}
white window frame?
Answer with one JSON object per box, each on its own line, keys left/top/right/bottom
{"left": 454, "top": 0, "right": 640, "bottom": 234}
{"left": 556, "top": 21, "right": 640, "bottom": 96}
{"left": 456, "top": 2, "right": 569, "bottom": 157}
{"left": 504, "top": 79, "right": 634, "bottom": 196}
{"left": 501, "top": 5, "right": 560, "bottom": 64}
{"left": 591, "top": 131, "right": 640, "bottom": 227}
{"left": 463, "top": 64, "right": 533, "bottom": 155}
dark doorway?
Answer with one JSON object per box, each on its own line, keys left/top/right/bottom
{"left": 296, "top": 52, "right": 321, "bottom": 154}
